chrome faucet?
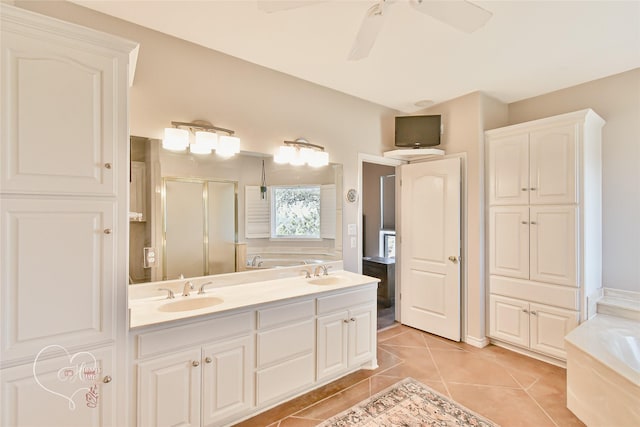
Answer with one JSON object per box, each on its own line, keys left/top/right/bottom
{"left": 198, "top": 281, "right": 214, "bottom": 295}
{"left": 301, "top": 268, "right": 312, "bottom": 279}
{"left": 250, "top": 255, "right": 261, "bottom": 267}
{"left": 314, "top": 264, "right": 331, "bottom": 277}
{"left": 182, "top": 281, "right": 194, "bottom": 297}
{"left": 158, "top": 288, "right": 175, "bottom": 299}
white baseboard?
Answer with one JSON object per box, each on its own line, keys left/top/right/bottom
{"left": 464, "top": 335, "right": 489, "bottom": 348}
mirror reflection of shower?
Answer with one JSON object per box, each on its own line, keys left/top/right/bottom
{"left": 163, "top": 178, "right": 237, "bottom": 280}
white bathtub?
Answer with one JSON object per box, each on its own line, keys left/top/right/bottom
{"left": 565, "top": 314, "right": 640, "bottom": 426}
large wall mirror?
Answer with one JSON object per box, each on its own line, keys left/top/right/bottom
{"left": 129, "top": 136, "right": 343, "bottom": 284}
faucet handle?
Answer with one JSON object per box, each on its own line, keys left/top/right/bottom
{"left": 198, "top": 281, "right": 214, "bottom": 295}
{"left": 300, "top": 269, "right": 312, "bottom": 279}
{"left": 322, "top": 265, "right": 332, "bottom": 276}
{"left": 158, "top": 288, "right": 175, "bottom": 299}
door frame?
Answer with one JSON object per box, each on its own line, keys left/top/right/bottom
{"left": 358, "top": 152, "right": 469, "bottom": 341}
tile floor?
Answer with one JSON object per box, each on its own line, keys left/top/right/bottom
{"left": 237, "top": 324, "right": 584, "bottom": 427}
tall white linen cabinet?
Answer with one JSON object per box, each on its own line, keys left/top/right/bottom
{"left": 485, "top": 109, "right": 604, "bottom": 362}
{"left": 0, "top": 5, "right": 137, "bottom": 426}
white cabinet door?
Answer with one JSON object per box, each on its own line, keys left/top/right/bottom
{"left": 0, "top": 198, "right": 115, "bottom": 365}
{"left": 489, "top": 206, "right": 530, "bottom": 279}
{"left": 488, "top": 134, "right": 529, "bottom": 205}
{"left": 316, "top": 311, "right": 348, "bottom": 381}
{"left": 489, "top": 295, "right": 529, "bottom": 348}
{"left": 529, "top": 303, "right": 579, "bottom": 359}
{"left": 530, "top": 206, "right": 577, "bottom": 287}
{"left": 202, "top": 335, "right": 253, "bottom": 427}
{"left": 529, "top": 124, "right": 577, "bottom": 205}
{"left": 0, "top": 24, "right": 123, "bottom": 196}
{"left": 138, "top": 349, "right": 201, "bottom": 427}
{"left": 1, "top": 346, "right": 114, "bottom": 427}
{"left": 348, "top": 305, "right": 375, "bottom": 368}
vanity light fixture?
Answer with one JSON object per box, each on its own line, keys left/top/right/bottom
{"left": 162, "top": 120, "right": 240, "bottom": 157}
{"left": 274, "top": 138, "right": 329, "bottom": 167}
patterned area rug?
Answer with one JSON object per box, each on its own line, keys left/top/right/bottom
{"left": 317, "top": 378, "right": 499, "bottom": 427}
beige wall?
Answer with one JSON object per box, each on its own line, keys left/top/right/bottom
{"left": 509, "top": 69, "right": 640, "bottom": 292}
{"left": 16, "top": 0, "right": 398, "bottom": 273}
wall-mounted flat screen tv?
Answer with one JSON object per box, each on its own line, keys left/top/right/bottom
{"left": 394, "top": 115, "right": 441, "bottom": 148}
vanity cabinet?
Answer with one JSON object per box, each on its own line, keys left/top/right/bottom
{"left": 255, "top": 300, "right": 315, "bottom": 406}
{"left": 131, "top": 281, "right": 378, "bottom": 426}
{"left": 486, "top": 109, "right": 604, "bottom": 362}
{"left": 135, "top": 311, "right": 254, "bottom": 427}
{"left": 138, "top": 348, "right": 202, "bottom": 427}
{"left": 316, "top": 288, "right": 376, "bottom": 382}
{"left": 0, "top": 5, "right": 136, "bottom": 426}
{"left": 138, "top": 336, "right": 253, "bottom": 427}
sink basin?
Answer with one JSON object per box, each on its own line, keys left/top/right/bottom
{"left": 308, "top": 275, "right": 348, "bottom": 286}
{"left": 158, "top": 296, "right": 224, "bottom": 312}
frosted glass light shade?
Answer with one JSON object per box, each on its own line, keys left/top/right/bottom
{"left": 290, "top": 149, "right": 306, "bottom": 166}
{"left": 195, "top": 131, "right": 218, "bottom": 149}
{"left": 274, "top": 145, "right": 295, "bottom": 164}
{"left": 308, "top": 150, "right": 329, "bottom": 167}
{"left": 163, "top": 128, "right": 189, "bottom": 151}
{"left": 189, "top": 142, "right": 211, "bottom": 154}
{"left": 217, "top": 135, "right": 241, "bottom": 157}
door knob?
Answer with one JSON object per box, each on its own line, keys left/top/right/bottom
{"left": 448, "top": 256, "right": 458, "bottom": 264}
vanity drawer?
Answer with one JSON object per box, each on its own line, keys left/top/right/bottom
{"left": 136, "top": 311, "right": 253, "bottom": 359}
{"left": 317, "top": 287, "right": 377, "bottom": 314}
{"left": 490, "top": 276, "right": 579, "bottom": 310}
{"left": 257, "top": 299, "right": 314, "bottom": 330}
{"left": 257, "top": 319, "right": 314, "bottom": 368}
{"left": 256, "top": 353, "right": 314, "bottom": 406}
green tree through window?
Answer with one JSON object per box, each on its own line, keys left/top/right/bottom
{"left": 272, "top": 186, "right": 320, "bottom": 238}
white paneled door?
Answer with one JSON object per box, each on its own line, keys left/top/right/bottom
{"left": 399, "top": 158, "right": 461, "bottom": 341}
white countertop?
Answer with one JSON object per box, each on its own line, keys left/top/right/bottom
{"left": 129, "top": 268, "right": 379, "bottom": 329}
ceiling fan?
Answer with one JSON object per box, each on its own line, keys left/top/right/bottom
{"left": 257, "top": 0, "right": 493, "bottom": 60}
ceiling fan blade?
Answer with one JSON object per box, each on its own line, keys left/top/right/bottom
{"left": 257, "top": 0, "right": 326, "bottom": 14}
{"left": 348, "top": 3, "right": 386, "bottom": 61}
{"left": 409, "top": 0, "right": 492, "bottom": 33}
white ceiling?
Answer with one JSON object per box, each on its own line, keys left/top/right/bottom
{"left": 72, "top": 0, "right": 640, "bottom": 113}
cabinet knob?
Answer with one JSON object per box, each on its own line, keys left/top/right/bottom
{"left": 102, "top": 375, "right": 112, "bottom": 384}
{"left": 521, "top": 221, "right": 528, "bottom": 225}
{"left": 104, "top": 163, "right": 112, "bottom": 169}
{"left": 521, "top": 188, "right": 528, "bottom": 191}
{"left": 205, "top": 357, "right": 213, "bottom": 364}
{"left": 522, "top": 309, "right": 529, "bottom": 314}
{"left": 448, "top": 256, "right": 458, "bottom": 264}
{"left": 530, "top": 187, "right": 537, "bottom": 191}
{"left": 343, "top": 319, "right": 349, "bottom": 324}
{"left": 103, "top": 228, "right": 112, "bottom": 234}
{"left": 530, "top": 311, "right": 537, "bottom": 316}
{"left": 530, "top": 221, "right": 537, "bottom": 225}
{"left": 350, "top": 318, "right": 356, "bottom": 322}
{"left": 192, "top": 361, "right": 200, "bottom": 367}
